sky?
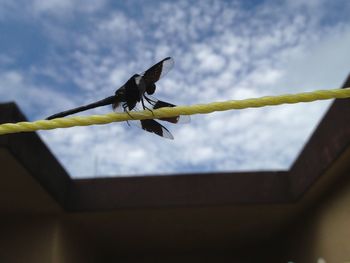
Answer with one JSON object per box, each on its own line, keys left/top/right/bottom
{"left": 1, "top": 0, "right": 350, "bottom": 178}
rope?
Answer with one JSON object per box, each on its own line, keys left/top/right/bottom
{"left": 0, "top": 87, "right": 349, "bottom": 136}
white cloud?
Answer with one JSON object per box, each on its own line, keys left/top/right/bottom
{"left": 0, "top": 54, "right": 15, "bottom": 66}
{"left": 32, "top": 0, "right": 72, "bottom": 14}
{"left": 1, "top": 0, "right": 350, "bottom": 178}
{"left": 0, "top": 70, "right": 76, "bottom": 118}
{"left": 194, "top": 45, "right": 226, "bottom": 73}
{"left": 31, "top": 0, "right": 107, "bottom": 16}
{"left": 0, "top": 0, "right": 107, "bottom": 22}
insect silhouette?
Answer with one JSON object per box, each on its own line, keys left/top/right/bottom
{"left": 47, "top": 57, "right": 189, "bottom": 139}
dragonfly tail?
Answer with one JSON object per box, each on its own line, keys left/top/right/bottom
{"left": 47, "top": 96, "right": 116, "bottom": 119}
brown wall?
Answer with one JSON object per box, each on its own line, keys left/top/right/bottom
{"left": 52, "top": 219, "right": 98, "bottom": 263}
{"left": 0, "top": 215, "right": 97, "bottom": 263}
{"left": 0, "top": 216, "right": 57, "bottom": 263}
{"left": 284, "top": 162, "right": 350, "bottom": 262}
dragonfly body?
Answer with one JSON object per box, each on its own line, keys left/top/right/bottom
{"left": 47, "top": 57, "right": 188, "bottom": 139}
{"left": 114, "top": 74, "right": 150, "bottom": 111}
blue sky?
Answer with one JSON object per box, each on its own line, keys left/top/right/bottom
{"left": 1, "top": 0, "right": 350, "bottom": 178}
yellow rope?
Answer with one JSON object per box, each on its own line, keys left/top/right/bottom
{"left": 1, "top": 87, "right": 350, "bottom": 136}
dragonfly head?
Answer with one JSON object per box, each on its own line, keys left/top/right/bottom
{"left": 146, "top": 83, "right": 156, "bottom": 95}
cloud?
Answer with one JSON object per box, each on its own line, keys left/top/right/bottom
{"left": 0, "top": 70, "right": 76, "bottom": 118}
{"left": 31, "top": 0, "right": 107, "bottom": 16}
{"left": 0, "top": 0, "right": 107, "bottom": 22}
{"left": 31, "top": 0, "right": 73, "bottom": 14}
{"left": 194, "top": 45, "right": 226, "bottom": 73}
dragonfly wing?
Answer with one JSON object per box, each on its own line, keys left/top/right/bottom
{"left": 136, "top": 119, "right": 174, "bottom": 139}
{"left": 141, "top": 57, "right": 174, "bottom": 86}
{"left": 113, "top": 103, "right": 174, "bottom": 139}
{"left": 143, "top": 95, "right": 191, "bottom": 124}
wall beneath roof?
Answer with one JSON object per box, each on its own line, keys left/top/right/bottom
{"left": 0, "top": 147, "right": 97, "bottom": 263}
{"left": 283, "top": 148, "right": 350, "bottom": 262}
{"left": 52, "top": 219, "right": 98, "bottom": 263}
{"left": 0, "top": 216, "right": 57, "bottom": 263}
{"left": 0, "top": 215, "right": 98, "bottom": 263}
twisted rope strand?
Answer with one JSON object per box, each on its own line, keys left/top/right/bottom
{"left": 1, "top": 88, "right": 349, "bottom": 135}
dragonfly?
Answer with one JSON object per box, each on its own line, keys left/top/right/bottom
{"left": 47, "top": 57, "right": 189, "bottom": 139}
